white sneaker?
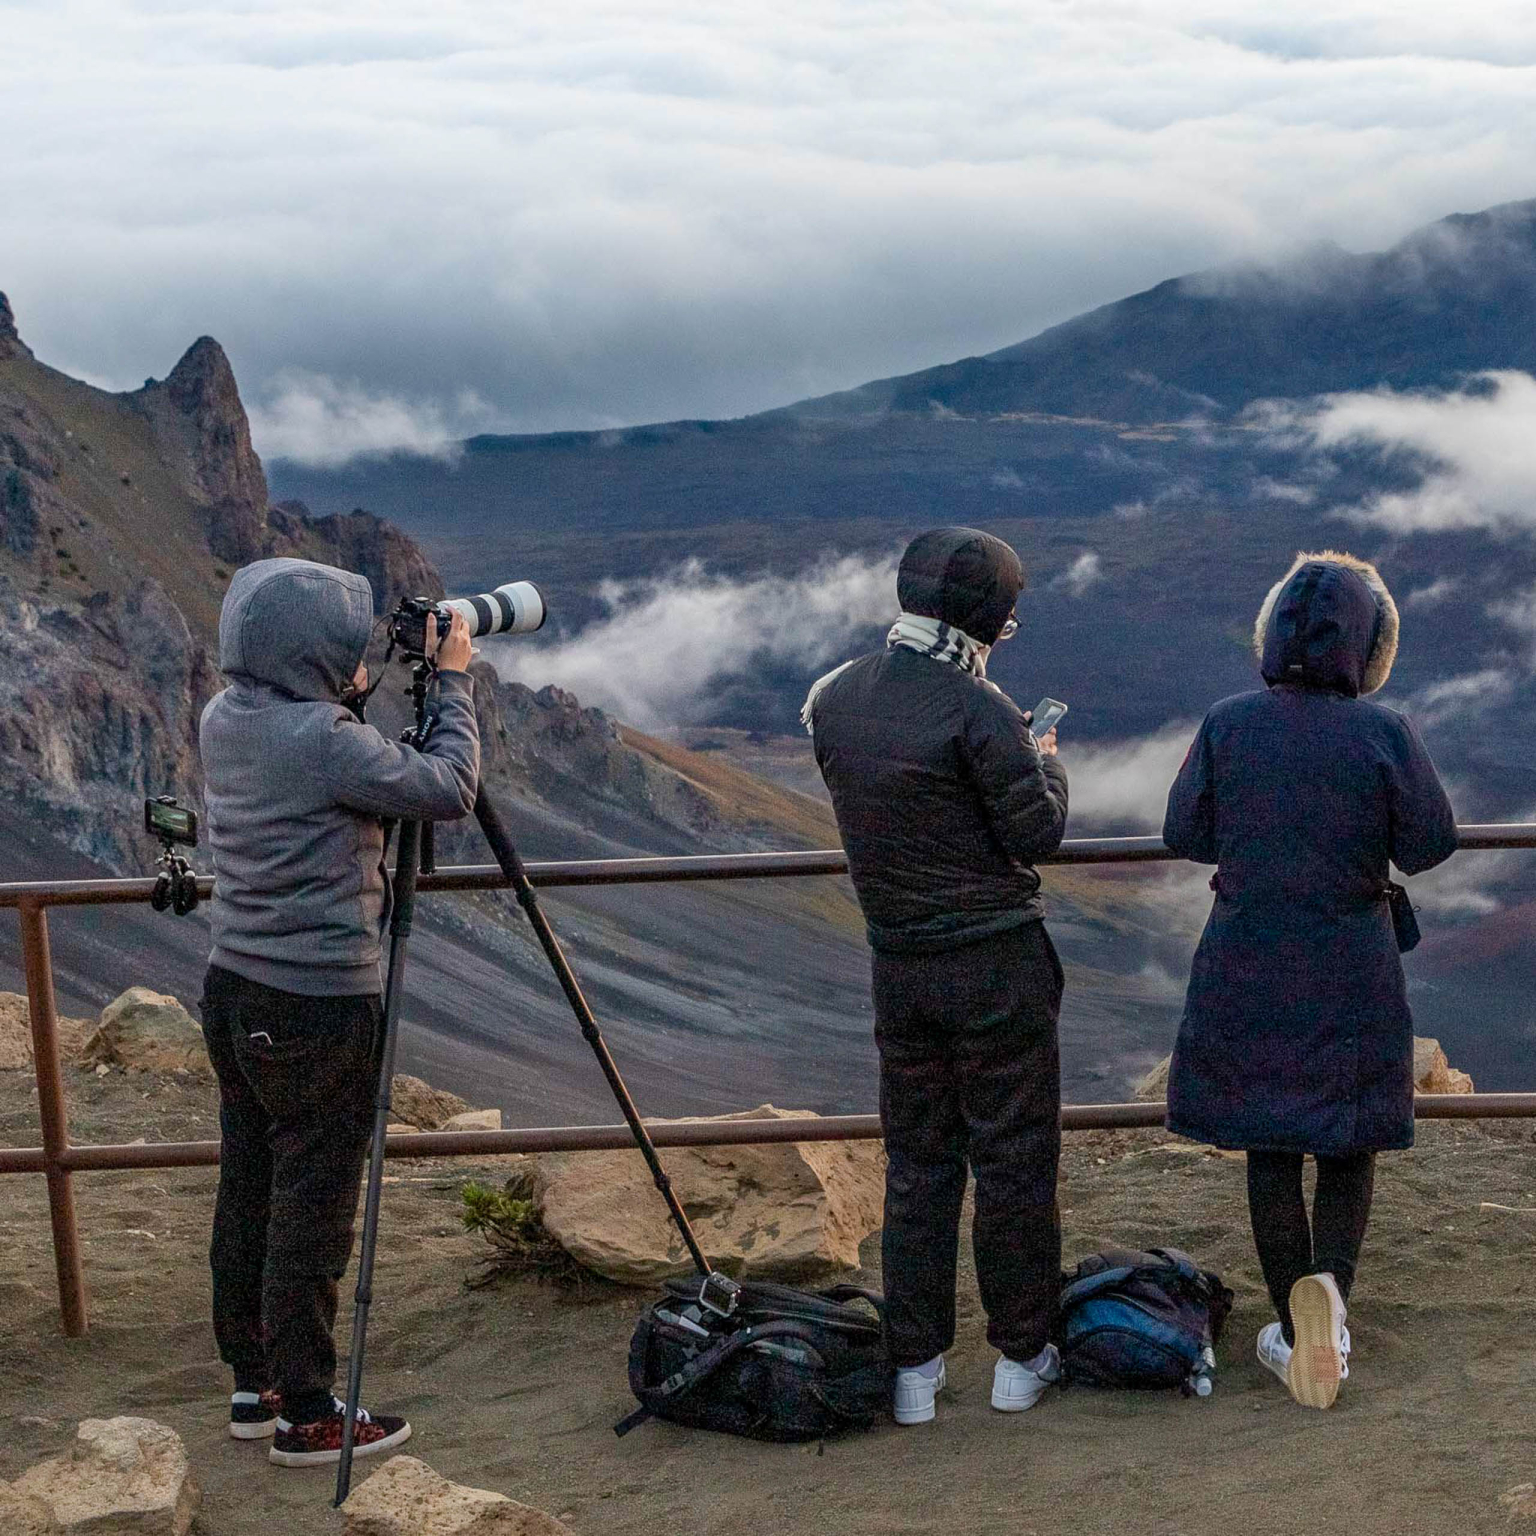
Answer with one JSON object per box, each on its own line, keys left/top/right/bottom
{"left": 893, "top": 1357, "right": 945, "bottom": 1425}
{"left": 1287, "top": 1272, "right": 1348, "bottom": 1409}
{"left": 991, "top": 1345, "right": 1061, "bottom": 1413}
{"left": 1256, "top": 1321, "right": 1291, "bottom": 1387}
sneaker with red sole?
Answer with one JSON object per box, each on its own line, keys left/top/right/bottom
{"left": 229, "top": 1389, "right": 281, "bottom": 1441}
{"left": 268, "top": 1397, "right": 412, "bottom": 1467}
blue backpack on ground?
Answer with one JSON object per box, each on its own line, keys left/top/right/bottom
{"left": 1054, "top": 1247, "right": 1233, "bottom": 1396}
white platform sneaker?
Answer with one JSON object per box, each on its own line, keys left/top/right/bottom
{"left": 991, "top": 1345, "right": 1061, "bottom": 1413}
{"left": 1256, "top": 1321, "right": 1292, "bottom": 1387}
{"left": 1288, "top": 1272, "right": 1349, "bottom": 1409}
{"left": 893, "top": 1357, "right": 946, "bottom": 1425}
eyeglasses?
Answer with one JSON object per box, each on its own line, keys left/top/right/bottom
{"left": 997, "top": 611, "right": 1019, "bottom": 642}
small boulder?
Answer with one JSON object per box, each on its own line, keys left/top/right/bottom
{"left": 529, "top": 1105, "right": 885, "bottom": 1285}
{"left": 390, "top": 1074, "right": 470, "bottom": 1131}
{"left": 342, "top": 1455, "right": 573, "bottom": 1535}
{"left": 13, "top": 1417, "right": 198, "bottom": 1535}
{"left": 439, "top": 1108, "right": 503, "bottom": 1133}
{"left": 0, "top": 993, "right": 95, "bottom": 1072}
{"left": 79, "top": 990, "right": 210, "bottom": 1077}
{"left": 1134, "top": 1039, "right": 1474, "bottom": 1101}
{"left": 1413, "top": 1036, "right": 1475, "bottom": 1094}
{"left": 1132, "top": 1056, "right": 1171, "bottom": 1102}
{"left": 0, "top": 1480, "right": 59, "bottom": 1535}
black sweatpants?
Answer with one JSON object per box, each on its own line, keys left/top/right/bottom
{"left": 871, "top": 920, "right": 1064, "bottom": 1368}
{"left": 201, "top": 964, "right": 381, "bottom": 1425}
{"left": 1246, "top": 1150, "right": 1376, "bottom": 1344}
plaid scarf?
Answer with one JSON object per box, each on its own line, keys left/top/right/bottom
{"left": 801, "top": 612, "right": 992, "bottom": 733}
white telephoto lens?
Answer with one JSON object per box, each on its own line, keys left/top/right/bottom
{"left": 445, "top": 581, "right": 547, "bottom": 638}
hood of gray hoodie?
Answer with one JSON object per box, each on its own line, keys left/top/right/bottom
{"left": 219, "top": 558, "right": 374, "bottom": 702}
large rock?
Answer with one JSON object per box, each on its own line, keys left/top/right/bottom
{"left": 1134, "top": 1037, "right": 1475, "bottom": 1103}
{"left": 79, "top": 989, "right": 210, "bottom": 1077}
{"left": 342, "top": 1456, "right": 572, "bottom": 1536}
{"left": 0, "top": 992, "right": 93, "bottom": 1072}
{"left": 528, "top": 1105, "right": 885, "bottom": 1284}
{"left": 1414, "top": 1037, "right": 1475, "bottom": 1094}
{"left": 0, "top": 1479, "right": 59, "bottom": 1535}
{"left": 391, "top": 1074, "right": 471, "bottom": 1131}
{"left": 13, "top": 1417, "right": 198, "bottom": 1535}
{"left": 439, "top": 1108, "right": 503, "bottom": 1133}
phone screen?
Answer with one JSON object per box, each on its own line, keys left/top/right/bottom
{"left": 1030, "top": 697, "right": 1068, "bottom": 740}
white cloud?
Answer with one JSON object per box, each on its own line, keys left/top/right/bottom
{"left": 1402, "top": 667, "right": 1517, "bottom": 727}
{"left": 490, "top": 552, "right": 900, "bottom": 729}
{"left": 1404, "top": 576, "right": 1460, "bottom": 608}
{"left": 247, "top": 371, "right": 505, "bottom": 466}
{"left": 1255, "top": 371, "right": 1536, "bottom": 534}
{"left": 1054, "top": 551, "right": 1104, "bottom": 596}
{"left": 1062, "top": 723, "right": 1200, "bottom": 833}
{"left": 7, "top": 3, "right": 1536, "bottom": 430}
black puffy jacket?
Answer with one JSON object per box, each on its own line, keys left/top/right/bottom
{"left": 812, "top": 649, "right": 1068, "bottom": 953}
{"left": 810, "top": 526, "right": 1068, "bottom": 955}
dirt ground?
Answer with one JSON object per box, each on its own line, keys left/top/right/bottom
{"left": 4, "top": 1068, "right": 1536, "bottom": 1536}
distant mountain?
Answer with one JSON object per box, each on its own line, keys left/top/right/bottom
{"left": 272, "top": 198, "right": 1536, "bottom": 545}
{"left": 793, "top": 199, "right": 1536, "bottom": 422}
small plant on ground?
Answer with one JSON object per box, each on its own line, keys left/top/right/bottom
{"left": 459, "top": 1180, "right": 588, "bottom": 1290}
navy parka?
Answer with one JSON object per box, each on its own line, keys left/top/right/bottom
{"left": 1163, "top": 553, "right": 1457, "bottom": 1155}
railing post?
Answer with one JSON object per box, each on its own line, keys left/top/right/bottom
{"left": 20, "top": 901, "right": 88, "bottom": 1337}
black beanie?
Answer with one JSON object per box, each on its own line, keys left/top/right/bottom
{"left": 896, "top": 527, "right": 1025, "bottom": 646}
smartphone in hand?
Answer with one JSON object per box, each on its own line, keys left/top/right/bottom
{"left": 1029, "top": 696, "right": 1068, "bottom": 743}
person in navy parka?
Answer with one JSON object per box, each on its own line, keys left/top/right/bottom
{"left": 1163, "top": 550, "right": 1456, "bottom": 1410}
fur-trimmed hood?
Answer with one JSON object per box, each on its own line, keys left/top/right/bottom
{"left": 1254, "top": 550, "right": 1399, "bottom": 698}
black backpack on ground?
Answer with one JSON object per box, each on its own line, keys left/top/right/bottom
{"left": 1053, "top": 1247, "right": 1233, "bottom": 1394}
{"left": 616, "top": 1276, "right": 890, "bottom": 1442}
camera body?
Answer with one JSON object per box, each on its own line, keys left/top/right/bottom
{"left": 389, "top": 582, "right": 546, "bottom": 659}
{"left": 144, "top": 796, "right": 201, "bottom": 915}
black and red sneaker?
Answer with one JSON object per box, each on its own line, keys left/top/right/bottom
{"left": 229, "top": 1389, "right": 281, "bottom": 1441}
{"left": 268, "top": 1397, "right": 412, "bottom": 1467}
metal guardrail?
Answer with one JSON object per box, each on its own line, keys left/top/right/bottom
{"left": 5, "top": 825, "right": 1535, "bottom": 1337}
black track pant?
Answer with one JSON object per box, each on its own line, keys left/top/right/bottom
{"left": 1246, "top": 1150, "right": 1376, "bottom": 1344}
{"left": 201, "top": 964, "right": 381, "bottom": 1425}
{"left": 872, "top": 921, "right": 1064, "bottom": 1368}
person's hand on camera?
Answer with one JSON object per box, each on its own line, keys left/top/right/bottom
{"left": 427, "top": 610, "right": 474, "bottom": 673}
{"left": 1038, "top": 725, "right": 1058, "bottom": 757}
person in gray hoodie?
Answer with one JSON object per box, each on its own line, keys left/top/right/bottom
{"left": 199, "top": 558, "right": 479, "bottom": 1467}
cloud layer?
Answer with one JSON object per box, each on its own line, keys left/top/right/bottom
{"left": 7, "top": 3, "right": 1536, "bottom": 458}
{"left": 1256, "top": 370, "right": 1536, "bottom": 534}
{"left": 488, "top": 552, "right": 900, "bottom": 729}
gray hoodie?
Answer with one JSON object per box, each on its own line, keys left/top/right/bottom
{"left": 200, "top": 558, "right": 480, "bottom": 995}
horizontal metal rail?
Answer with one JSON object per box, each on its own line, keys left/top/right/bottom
{"left": 3, "top": 1093, "right": 1533, "bottom": 1178}
{"left": 4, "top": 824, "right": 1534, "bottom": 909}
{"left": 4, "top": 821, "right": 1535, "bottom": 1337}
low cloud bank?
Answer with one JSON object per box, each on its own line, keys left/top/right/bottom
{"left": 1062, "top": 724, "right": 1199, "bottom": 833}
{"left": 489, "top": 552, "right": 900, "bottom": 729}
{"left": 249, "top": 371, "right": 504, "bottom": 467}
{"left": 1253, "top": 370, "right": 1536, "bottom": 535}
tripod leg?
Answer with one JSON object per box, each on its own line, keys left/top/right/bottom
{"left": 472, "top": 787, "right": 713, "bottom": 1278}
{"left": 335, "top": 818, "right": 420, "bottom": 1507}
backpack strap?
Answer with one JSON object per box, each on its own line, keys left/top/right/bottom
{"left": 1059, "top": 1265, "right": 1141, "bottom": 1312}
{"left": 613, "top": 1319, "right": 827, "bottom": 1438}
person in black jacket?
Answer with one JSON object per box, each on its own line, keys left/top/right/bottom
{"left": 1164, "top": 549, "right": 1456, "bottom": 1410}
{"left": 804, "top": 527, "right": 1069, "bottom": 1426}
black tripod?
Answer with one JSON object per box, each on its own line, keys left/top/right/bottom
{"left": 335, "top": 665, "right": 732, "bottom": 1505}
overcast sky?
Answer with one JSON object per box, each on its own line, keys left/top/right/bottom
{"left": 5, "top": 1, "right": 1536, "bottom": 462}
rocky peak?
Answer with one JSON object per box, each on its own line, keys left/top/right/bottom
{"left": 0, "top": 291, "right": 33, "bottom": 361}
{"left": 132, "top": 335, "right": 269, "bottom": 562}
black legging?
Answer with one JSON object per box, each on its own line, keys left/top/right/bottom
{"left": 1246, "top": 1151, "right": 1376, "bottom": 1344}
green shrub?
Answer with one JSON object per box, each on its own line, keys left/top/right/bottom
{"left": 459, "top": 1180, "right": 587, "bottom": 1289}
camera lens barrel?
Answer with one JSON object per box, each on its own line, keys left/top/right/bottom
{"left": 442, "top": 581, "right": 546, "bottom": 639}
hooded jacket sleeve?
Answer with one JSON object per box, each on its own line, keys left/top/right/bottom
{"left": 1164, "top": 719, "right": 1217, "bottom": 863}
{"left": 958, "top": 687, "right": 1068, "bottom": 863}
{"left": 1387, "top": 714, "right": 1458, "bottom": 876}
{"left": 320, "top": 672, "right": 480, "bottom": 821}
